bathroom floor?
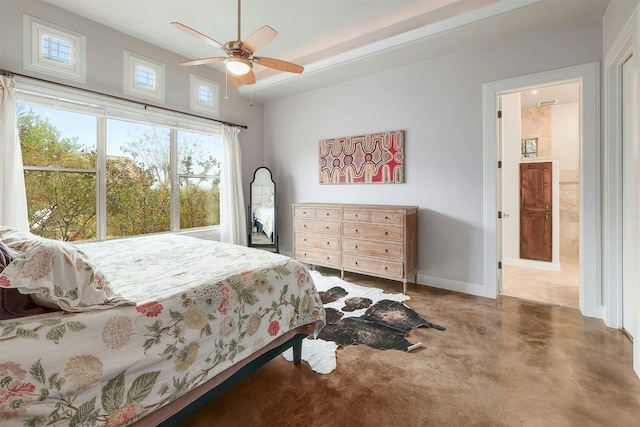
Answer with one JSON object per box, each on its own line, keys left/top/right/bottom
{"left": 501, "top": 258, "right": 579, "bottom": 309}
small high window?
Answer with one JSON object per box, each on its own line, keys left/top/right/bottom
{"left": 199, "top": 86, "right": 214, "bottom": 106}
{"left": 42, "top": 35, "right": 71, "bottom": 64}
{"left": 23, "top": 14, "right": 86, "bottom": 83}
{"left": 136, "top": 66, "right": 156, "bottom": 89}
{"left": 190, "top": 74, "right": 220, "bottom": 116}
{"left": 123, "top": 51, "right": 165, "bottom": 102}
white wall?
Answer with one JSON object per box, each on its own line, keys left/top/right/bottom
{"left": 552, "top": 103, "right": 580, "bottom": 171}
{"left": 603, "top": 0, "right": 640, "bottom": 54}
{"left": 0, "top": 0, "right": 266, "bottom": 205}
{"left": 265, "top": 18, "right": 602, "bottom": 294}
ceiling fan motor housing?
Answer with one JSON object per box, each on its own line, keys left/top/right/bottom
{"left": 225, "top": 40, "right": 251, "bottom": 57}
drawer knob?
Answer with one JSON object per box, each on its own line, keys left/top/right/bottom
{"left": 304, "top": 224, "right": 307, "bottom": 228}
{"left": 355, "top": 214, "right": 358, "bottom": 217}
{"left": 385, "top": 216, "right": 389, "bottom": 220}
{"left": 326, "top": 241, "right": 330, "bottom": 246}
{"left": 304, "top": 238, "right": 308, "bottom": 242}
{"left": 355, "top": 245, "right": 358, "bottom": 249}
{"left": 325, "top": 226, "right": 330, "bottom": 229}
{"left": 385, "top": 249, "right": 389, "bottom": 253}
{"left": 355, "top": 261, "right": 358, "bottom": 265}
{"left": 384, "top": 231, "right": 388, "bottom": 236}
{"left": 355, "top": 229, "right": 359, "bottom": 233}
{"left": 326, "top": 213, "right": 330, "bottom": 216}
{"left": 384, "top": 266, "right": 388, "bottom": 270}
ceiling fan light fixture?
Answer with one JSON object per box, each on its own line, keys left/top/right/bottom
{"left": 225, "top": 57, "right": 252, "bottom": 75}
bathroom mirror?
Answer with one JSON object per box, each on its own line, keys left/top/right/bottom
{"left": 248, "top": 167, "right": 278, "bottom": 252}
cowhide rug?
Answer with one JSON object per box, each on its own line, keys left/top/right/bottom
{"left": 283, "top": 270, "right": 445, "bottom": 374}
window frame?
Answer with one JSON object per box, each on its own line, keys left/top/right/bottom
{"left": 190, "top": 74, "right": 220, "bottom": 116}
{"left": 23, "top": 14, "right": 87, "bottom": 83}
{"left": 123, "top": 50, "right": 166, "bottom": 103}
{"left": 16, "top": 77, "right": 223, "bottom": 242}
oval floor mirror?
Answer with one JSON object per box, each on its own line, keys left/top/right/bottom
{"left": 248, "top": 167, "right": 278, "bottom": 252}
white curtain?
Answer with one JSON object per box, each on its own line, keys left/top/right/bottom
{"left": 0, "top": 76, "right": 29, "bottom": 229}
{"left": 220, "top": 125, "right": 247, "bottom": 245}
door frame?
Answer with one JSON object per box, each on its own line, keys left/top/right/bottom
{"left": 603, "top": 8, "right": 639, "bottom": 377}
{"left": 482, "top": 62, "right": 601, "bottom": 319}
{"left": 604, "top": 19, "right": 636, "bottom": 330}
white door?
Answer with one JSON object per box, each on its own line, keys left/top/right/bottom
{"left": 622, "top": 53, "right": 638, "bottom": 341}
{"left": 497, "top": 96, "right": 504, "bottom": 292}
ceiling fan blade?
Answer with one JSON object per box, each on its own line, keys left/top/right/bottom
{"left": 179, "top": 57, "right": 226, "bottom": 66}
{"left": 252, "top": 57, "right": 304, "bottom": 74}
{"left": 241, "top": 25, "right": 278, "bottom": 54}
{"left": 170, "top": 21, "right": 226, "bottom": 50}
{"left": 230, "top": 71, "right": 256, "bottom": 87}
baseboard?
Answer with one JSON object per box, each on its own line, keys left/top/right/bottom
{"left": 417, "top": 273, "right": 495, "bottom": 299}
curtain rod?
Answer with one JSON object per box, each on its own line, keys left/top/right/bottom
{"left": 0, "top": 69, "right": 248, "bottom": 130}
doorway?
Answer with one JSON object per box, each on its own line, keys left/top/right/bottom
{"left": 483, "top": 62, "right": 600, "bottom": 318}
{"left": 498, "top": 82, "right": 581, "bottom": 309}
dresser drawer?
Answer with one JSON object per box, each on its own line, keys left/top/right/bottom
{"left": 343, "top": 254, "right": 403, "bottom": 278}
{"left": 294, "top": 206, "right": 317, "bottom": 218}
{"left": 342, "top": 238, "right": 401, "bottom": 260}
{"left": 343, "top": 209, "right": 371, "bottom": 222}
{"left": 295, "top": 233, "right": 341, "bottom": 251}
{"left": 295, "top": 247, "right": 340, "bottom": 268}
{"left": 293, "top": 206, "right": 341, "bottom": 220}
{"left": 371, "top": 211, "right": 404, "bottom": 225}
{"left": 316, "top": 208, "right": 341, "bottom": 220}
{"left": 342, "top": 223, "right": 403, "bottom": 241}
{"left": 295, "top": 218, "right": 340, "bottom": 235}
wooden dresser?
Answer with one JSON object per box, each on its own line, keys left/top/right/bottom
{"left": 292, "top": 203, "right": 418, "bottom": 293}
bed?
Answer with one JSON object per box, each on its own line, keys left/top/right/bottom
{"left": 0, "top": 227, "right": 325, "bottom": 426}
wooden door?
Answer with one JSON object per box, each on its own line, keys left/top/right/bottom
{"left": 520, "top": 162, "right": 552, "bottom": 261}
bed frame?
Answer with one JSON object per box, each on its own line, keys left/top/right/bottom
{"left": 131, "top": 324, "right": 314, "bottom": 426}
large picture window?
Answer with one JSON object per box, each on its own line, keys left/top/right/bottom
{"left": 177, "top": 130, "right": 221, "bottom": 229}
{"left": 19, "top": 104, "right": 98, "bottom": 240}
{"left": 17, "top": 86, "right": 222, "bottom": 242}
{"left": 106, "top": 119, "right": 172, "bottom": 238}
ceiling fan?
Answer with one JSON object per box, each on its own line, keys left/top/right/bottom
{"left": 170, "top": 0, "right": 304, "bottom": 86}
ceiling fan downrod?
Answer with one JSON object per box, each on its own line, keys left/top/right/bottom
{"left": 236, "top": 0, "right": 242, "bottom": 42}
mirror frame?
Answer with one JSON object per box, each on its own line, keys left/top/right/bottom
{"left": 248, "top": 167, "right": 278, "bottom": 252}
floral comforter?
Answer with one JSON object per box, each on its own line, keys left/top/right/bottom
{"left": 0, "top": 234, "right": 325, "bottom": 426}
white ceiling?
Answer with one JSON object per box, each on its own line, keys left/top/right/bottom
{"left": 43, "top": 0, "right": 609, "bottom": 102}
{"left": 520, "top": 82, "right": 580, "bottom": 108}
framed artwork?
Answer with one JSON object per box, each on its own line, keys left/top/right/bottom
{"left": 319, "top": 130, "right": 404, "bottom": 184}
{"left": 521, "top": 138, "right": 538, "bottom": 158}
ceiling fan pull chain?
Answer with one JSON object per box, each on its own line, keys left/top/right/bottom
{"left": 225, "top": 67, "right": 229, "bottom": 100}
{"left": 249, "top": 89, "right": 253, "bottom": 107}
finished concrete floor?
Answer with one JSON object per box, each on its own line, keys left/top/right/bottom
{"left": 183, "top": 267, "right": 640, "bottom": 427}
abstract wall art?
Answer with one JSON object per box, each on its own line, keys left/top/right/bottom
{"left": 319, "top": 130, "right": 404, "bottom": 184}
